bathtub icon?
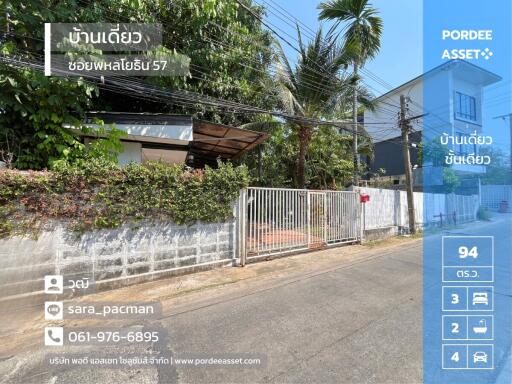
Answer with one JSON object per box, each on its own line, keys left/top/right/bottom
{"left": 473, "top": 319, "right": 488, "bottom": 334}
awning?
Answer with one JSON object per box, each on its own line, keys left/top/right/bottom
{"left": 190, "top": 120, "right": 268, "bottom": 167}
{"left": 82, "top": 112, "right": 268, "bottom": 168}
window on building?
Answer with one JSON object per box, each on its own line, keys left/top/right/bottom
{"left": 455, "top": 92, "right": 477, "bottom": 121}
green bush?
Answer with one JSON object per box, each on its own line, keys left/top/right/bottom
{"left": 0, "top": 160, "right": 249, "bottom": 237}
{"left": 477, "top": 205, "right": 492, "bottom": 221}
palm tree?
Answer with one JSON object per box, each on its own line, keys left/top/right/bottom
{"left": 274, "top": 27, "right": 351, "bottom": 188}
{"left": 318, "top": 0, "right": 382, "bottom": 185}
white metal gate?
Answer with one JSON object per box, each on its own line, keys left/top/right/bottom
{"left": 238, "top": 187, "right": 361, "bottom": 265}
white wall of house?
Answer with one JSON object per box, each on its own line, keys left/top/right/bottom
{"left": 84, "top": 121, "right": 193, "bottom": 166}
{"left": 363, "top": 79, "right": 423, "bottom": 143}
{"left": 118, "top": 141, "right": 142, "bottom": 165}
{"left": 364, "top": 63, "right": 495, "bottom": 145}
{"left": 423, "top": 68, "right": 452, "bottom": 135}
{"left": 108, "top": 123, "right": 193, "bottom": 143}
{"left": 85, "top": 138, "right": 143, "bottom": 166}
{"left": 85, "top": 123, "right": 193, "bottom": 145}
{"left": 85, "top": 139, "right": 189, "bottom": 166}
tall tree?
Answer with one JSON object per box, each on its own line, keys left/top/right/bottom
{"left": 140, "top": 0, "right": 278, "bottom": 127}
{"left": 318, "top": 0, "right": 382, "bottom": 185}
{"left": 0, "top": 0, "right": 277, "bottom": 169}
{"left": 273, "top": 27, "right": 358, "bottom": 188}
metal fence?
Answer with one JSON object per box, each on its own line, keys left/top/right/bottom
{"left": 238, "top": 187, "right": 361, "bottom": 264}
{"left": 481, "top": 185, "right": 512, "bottom": 211}
{"left": 235, "top": 186, "right": 480, "bottom": 265}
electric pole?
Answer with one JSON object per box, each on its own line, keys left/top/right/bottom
{"left": 509, "top": 115, "right": 512, "bottom": 173}
{"left": 352, "top": 63, "right": 359, "bottom": 187}
{"left": 400, "top": 94, "right": 416, "bottom": 234}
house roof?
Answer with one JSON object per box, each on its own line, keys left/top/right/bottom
{"left": 191, "top": 120, "right": 268, "bottom": 163}
{"left": 372, "top": 59, "right": 502, "bottom": 102}
{"left": 84, "top": 112, "right": 268, "bottom": 167}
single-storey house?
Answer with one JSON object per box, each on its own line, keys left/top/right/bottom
{"left": 82, "top": 112, "right": 268, "bottom": 168}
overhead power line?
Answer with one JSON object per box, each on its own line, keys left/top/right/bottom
{"left": 1, "top": 53, "right": 377, "bottom": 137}
{"left": 3, "top": 0, "right": 404, "bottom": 132}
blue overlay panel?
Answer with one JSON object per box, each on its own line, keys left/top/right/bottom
{"left": 423, "top": 1, "right": 512, "bottom": 383}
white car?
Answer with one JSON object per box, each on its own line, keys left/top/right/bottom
{"left": 473, "top": 351, "right": 488, "bottom": 363}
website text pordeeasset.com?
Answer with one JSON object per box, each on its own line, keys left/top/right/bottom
{"left": 1, "top": 1, "right": 512, "bottom": 383}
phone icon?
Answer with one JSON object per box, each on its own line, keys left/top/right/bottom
{"left": 44, "top": 327, "right": 63, "bottom": 346}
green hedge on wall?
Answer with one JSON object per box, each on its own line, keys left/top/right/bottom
{"left": 0, "top": 159, "right": 250, "bottom": 237}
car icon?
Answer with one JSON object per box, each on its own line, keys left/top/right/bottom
{"left": 472, "top": 292, "right": 489, "bottom": 306}
{"left": 473, "top": 351, "right": 488, "bottom": 364}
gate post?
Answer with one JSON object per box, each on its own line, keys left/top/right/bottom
{"left": 360, "top": 196, "right": 364, "bottom": 243}
{"left": 239, "top": 188, "right": 247, "bottom": 267}
{"left": 307, "top": 191, "right": 311, "bottom": 247}
{"left": 323, "top": 193, "right": 328, "bottom": 244}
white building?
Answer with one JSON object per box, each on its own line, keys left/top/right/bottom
{"left": 364, "top": 60, "right": 501, "bottom": 187}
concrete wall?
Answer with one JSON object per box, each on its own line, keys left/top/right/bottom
{"left": 354, "top": 187, "right": 479, "bottom": 234}
{"left": 363, "top": 226, "right": 400, "bottom": 242}
{"left": 0, "top": 220, "right": 237, "bottom": 301}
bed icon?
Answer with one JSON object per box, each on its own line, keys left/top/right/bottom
{"left": 472, "top": 292, "right": 489, "bottom": 306}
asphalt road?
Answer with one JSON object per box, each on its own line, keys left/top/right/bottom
{"left": 1, "top": 238, "right": 424, "bottom": 384}
{"left": 163, "top": 242, "right": 423, "bottom": 384}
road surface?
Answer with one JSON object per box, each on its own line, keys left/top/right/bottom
{"left": 2, "top": 235, "right": 424, "bottom": 384}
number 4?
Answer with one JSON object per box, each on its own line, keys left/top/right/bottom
{"left": 451, "top": 352, "right": 460, "bottom": 362}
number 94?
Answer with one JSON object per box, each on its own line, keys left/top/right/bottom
{"left": 458, "top": 246, "right": 478, "bottom": 259}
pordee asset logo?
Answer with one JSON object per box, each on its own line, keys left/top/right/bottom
{"left": 441, "top": 29, "right": 494, "bottom": 60}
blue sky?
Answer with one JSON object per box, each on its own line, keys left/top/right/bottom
{"left": 264, "top": 0, "right": 422, "bottom": 97}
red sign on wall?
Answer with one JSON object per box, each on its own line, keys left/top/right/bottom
{"left": 360, "top": 194, "right": 370, "bottom": 203}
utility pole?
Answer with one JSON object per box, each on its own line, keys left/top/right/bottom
{"left": 492, "top": 113, "right": 512, "bottom": 173}
{"left": 509, "top": 115, "right": 512, "bottom": 173}
{"left": 352, "top": 62, "right": 359, "bottom": 187}
{"left": 400, "top": 94, "right": 416, "bottom": 234}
